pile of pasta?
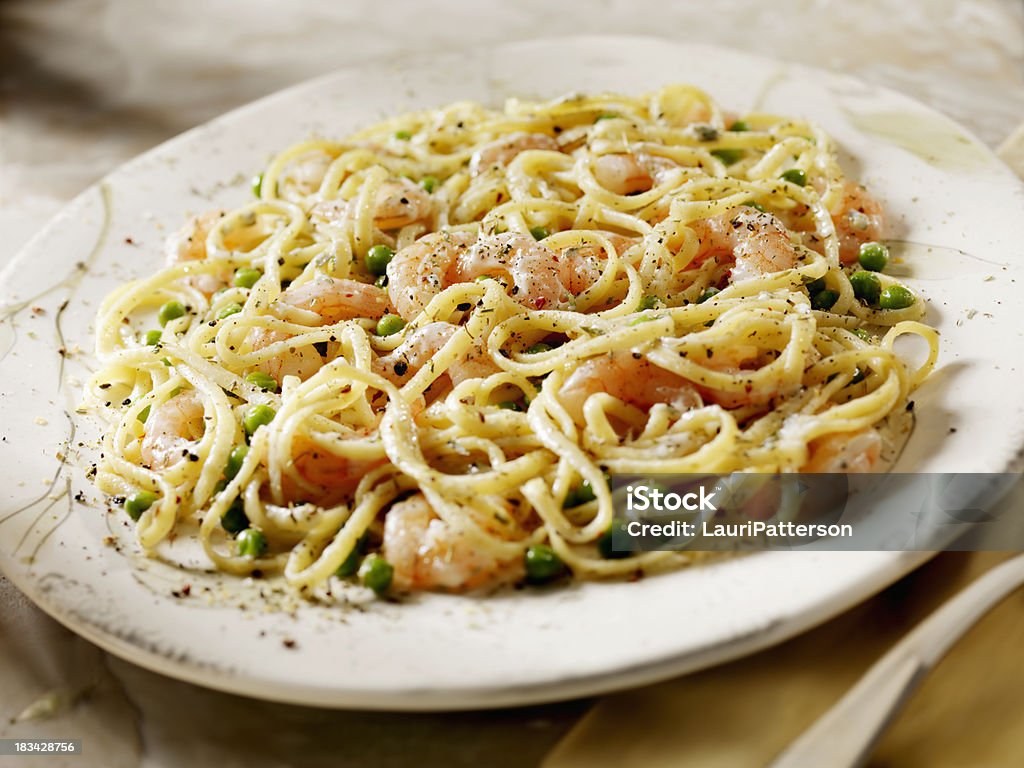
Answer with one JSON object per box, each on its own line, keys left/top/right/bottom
{"left": 86, "top": 86, "right": 938, "bottom": 595}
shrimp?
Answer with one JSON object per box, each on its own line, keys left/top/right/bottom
{"left": 249, "top": 277, "right": 389, "bottom": 383}
{"left": 309, "top": 178, "right": 432, "bottom": 231}
{"left": 374, "top": 321, "right": 499, "bottom": 388}
{"left": 386, "top": 231, "right": 567, "bottom": 319}
{"left": 376, "top": 322, "right": 458, "bottom": 385}
{"left": 559, "top": 345, "right": 788, "bottom": 419}
{"left": 802, "top": 428, "right": 882, "bottom": 473}
{"left": 387, "top": 228, "right": 634, "bottom": 321}
{"left": 140, "top": 390, "right": 205, "bottom": 470}
{"left": 559, "top": 351, "right": 703, "bottom": 424}
{"left": 455, "top": 233, "right": 567, "bottom": 310}
{"left": 469, "top": 132, "right": 559, "bottom": 176}
{"left": 371, "top": 179, "right": 433, "bottom": 230}
{"left": 165, "top": 209, "right": 269, "bottom": 295}
{"left": 586, "top": 232, "right": 640, "bottom": 255}
{"left": 273, "top": 277, "right": 390, "bottom": 324}
{"left": 691, "top": 344, "right": 793, "bottom": 409}
{"left": 165, "top": 210, "right": 224, "bottom": 266}
{"left": 385, "top": 231, "right": 476, "bottom": 320}
{"left": 650, "top": 87, "right": 714, "bottom": 126}
{"left": 559, "top": 232, "right": 639, "bottom": 294}
{"left": 283, "top": 151, "right": 333, "bottom": 196}
{"left": 382, "top": 494, "right": 523, "bottom": 592}
{"left": 308, "top": 199, "right": 348, "bottom": 228}
{"left": 689, "top": 207, "right": 799, "bottom": 283}
{"left": 829, "top": 182, "right": 884, "bottom": 264}
{"left": 287, "top": 433, "right": 387, "bottom": 502}
{"left": 164, "top": 210, "right": 233, "bottom": 296}
{"left": 592, "top": 153, "right": 680, "bottom": 196}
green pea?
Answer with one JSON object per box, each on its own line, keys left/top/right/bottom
{"left": 850, "top": 271, "right": 881, "bottom": 304}
{"left": 564, "top": 479, "right": 597, "bottom": 509}
{"left": 144, "top": 329, "right": 162, "bottom": 346}
{"left": 851, "top": 328, "right": 872, "bottom": 342}
{"left": 243, "top": 404, "right": 276, "bottom": 437}
{"left": 359, "top": 554, "right": 393, "bottom": 595}
{"left": 125, "top": 491, "right": 157, "bottom": 521}
{"left": 221, "top": 498, "right": 249, "bottom": 535}
{"left": 858, "top": 242, "right": 889, "bottom": 272}
{"left": 637, "top": 295, "right": 660, "bottom": 311}
{"left": 225, "top": 444, "right": 249, "bottom": 480}
{"left": 780, "top": 168, "right": 807, "bottom": 186}
{"left": 598, "top": 519, "right": 632, "bottom": 560}
{"left": 743, "top": 200, "right": 766, "bottom": 212}
{"left": 236, "top": 528, "right": 267, "bottom": 557}
{"left": 216, "top": 303, "right": 243, "bottom": 320}
{"left": 524, "top": 545, "right": 566, "bottom": 584}
{"left": 529, "top": 225, "right": 550, "bottom": 241}
{"left": 251, "top": 172, "right": 263, "bottom": 198}
{"left": 879, "top": 285, "right": 915, "bottom": 310}
{"left": 420, "top": 175, "right": 438, "bottom": 193}
{"left": 710, "top": 148, "right": 744, "bottom": 165}
{"left": 563, "top": 486, "right": 579, "bottom": 508}
{"left": 335, "top": 550, "right": 361, "bottom": 578}
{"left": 575, "top": 479, "right": 598, "bottom": 505}
{"left": 335, "top": 536, "right": 368, "bottom": 578}
{"left": 365, "top": 244, "right": 395, "bottom": 276}
{"left": 730, "top": 120, "right": 751, "bottom": 132}
{"left": 394, "top": 130, "right": 413, "bottom": 140}
{"left": 497, "top": 401, "right": 523, "bottom": 412}
{"left": 698, "top": 287, "right": 721, "bottom": 303}
{"left": 234, "top": 268, "right": 262, "bottom": 289}
{"left": 810, "top": 290, "right": 839, "bottom": 311}
{"left": 525, "top": 342, "right": 552, "bottom": 354}
{"left": 376, "top": 314, "right": 406, "bottom": 337}
{"left": 805, "top": 277, "right": 827, "bottom": 295}
{"left": 245, "top": 371, "right": 278, "bottom": 392}
{"left": 137, "top": 405, "right": 151, "bottom": 424}
{"left": 158, "top": 301, "right": 187, "bottom": 326}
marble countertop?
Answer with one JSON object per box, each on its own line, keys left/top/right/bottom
{"left": 1, "top": 1, "right": 1022, "bottom": 765}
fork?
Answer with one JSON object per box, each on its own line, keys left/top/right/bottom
{"left": 769, "top": 554, "right": 1024, "bottom": 768}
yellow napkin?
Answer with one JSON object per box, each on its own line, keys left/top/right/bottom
{"left": 544, "top": 551, "right": 1024, "bottom": 767}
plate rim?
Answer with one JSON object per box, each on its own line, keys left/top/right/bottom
{"left": 0, "top": 549, "right": 933, "bottom": 710}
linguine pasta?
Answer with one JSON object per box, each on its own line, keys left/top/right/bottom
{"left": 85, "top": 85, "right": 938, "bottom": 596}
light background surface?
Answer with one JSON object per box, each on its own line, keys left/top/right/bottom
{"left": 1, "top": 1, "right": 1022, "bottom": 766}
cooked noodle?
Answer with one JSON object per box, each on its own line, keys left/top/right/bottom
{"left": 85, "top": 86, "right": 938, "bottom": 594}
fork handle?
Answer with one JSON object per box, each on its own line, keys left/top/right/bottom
{"left": 769, "top": 555, "right": 1024, "bottom": 768}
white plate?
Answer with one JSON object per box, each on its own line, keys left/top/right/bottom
{"left": 2, "top": 37, "right": 1023, "bottom": 711}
